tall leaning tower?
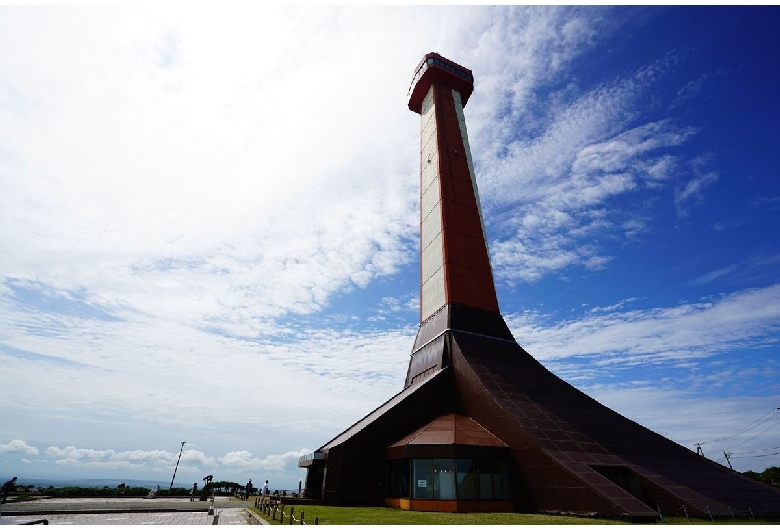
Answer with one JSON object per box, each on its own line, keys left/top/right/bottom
{"left": 298, "top": 53, "right": 780, "bottom": 518}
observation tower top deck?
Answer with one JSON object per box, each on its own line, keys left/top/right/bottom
{"left": 407, "top": 52, "right": 474, "bottom": 114}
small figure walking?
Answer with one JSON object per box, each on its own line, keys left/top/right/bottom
{"left": 1, "top": 477, "right": 17, "bottom": 504}
{"left": 261, "top": 479, "right": 269, "bottom": 499}
{"left": 245, "top": 479, "right": 253, "bottom": 501}
{"left": 190, "top": 482, "right": 198, "bottom": 502}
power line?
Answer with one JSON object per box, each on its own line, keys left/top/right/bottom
{"left": 698, "top": 406, "right": 780, "bottom": 446}
{"left": 731, "top": 449, "right": 780, "bottom": 459}
{"left": 724, "top": 416, "right": 780, "bottom": 451}
{"left": 730, "top": 444, "right": 780, "bottom": 456}
{"left": 709, "top": 443, "right": 780, "bottom": 462}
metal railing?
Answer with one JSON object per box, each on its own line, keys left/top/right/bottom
{"left": 256, "top": 497, "right": 318, "bottom": 525}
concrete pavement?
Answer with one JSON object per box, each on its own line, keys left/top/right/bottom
{"left": 0, "top": 497, "right": 267, "bottom": 525}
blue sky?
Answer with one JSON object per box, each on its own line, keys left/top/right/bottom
{"left": 1, "top": 6, "right": 779, "bottom": 490}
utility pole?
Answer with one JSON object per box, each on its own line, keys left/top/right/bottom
{"left": 169, "top": 441, "right": 186, "bottom": 494}
{"left": 724, "top": 452, "right": 733, "bottom": 470}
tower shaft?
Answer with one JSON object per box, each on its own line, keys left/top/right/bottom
{"left": 418, "top": 81, "right": 498, "bottom": 321}
{"left": 404, "top": 53, "right": 504, "bottom": 389}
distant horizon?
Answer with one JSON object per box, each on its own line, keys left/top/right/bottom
{"left": 10, "top": 476, "right": 299, "bottom": 491}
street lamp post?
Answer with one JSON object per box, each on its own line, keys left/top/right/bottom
{"left": 169, "top": 441, "right": 186, "bottom": 494}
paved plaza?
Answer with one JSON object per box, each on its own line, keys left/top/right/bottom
{"left": 0, "top": 497, "right": 265, "bottom": 525}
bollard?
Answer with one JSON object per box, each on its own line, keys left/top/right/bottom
{"left": 748, "top": 507, "right": 755, "bottom": 522}
{"left": 290, "top": 506, "right": 295, "bottom": 525}
{"left": 315, "top": 516, "right": 319, "bottom": 525}
{"left": 706, "top": 506, "right": 713, "bottom": 522}
{"left": 212, "top": 514, "right": 220, "bottom": 525}
{"left": 656, "top": 504, "right": 663, "bottom": 522}
{"left": 682, "top": 505, "right": 689, "bottom": 522}
{"left": 301, "top": 511, "right": 305, "bottom": 525}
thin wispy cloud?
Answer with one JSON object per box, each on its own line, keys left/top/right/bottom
{"left": 476, "top": 54, "right": 702, "bottom": 283}
{"left": 675, "top": 171, "right": 719, "bottom": 218}
{"left": 508, "top": 284, "right": 780, "bottom": 365}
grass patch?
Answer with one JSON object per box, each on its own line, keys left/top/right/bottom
{"left": 249, "top": 503, "right": 775, "bottom": 525}
{"left": 249, "top": 504, "right": 624, "bottom": 525}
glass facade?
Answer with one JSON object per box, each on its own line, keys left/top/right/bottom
{"left": 386, "top": 458, "right": 510, "bottom": 500}
{"left": 413, "top": 458, "right": 433, "bottom": 499}
{"left": 386, "top": 459, "right": 410, "bottom": 498}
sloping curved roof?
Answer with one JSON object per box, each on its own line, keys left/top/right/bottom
{"left": 319, "top": 369, "right": 446, "bottom": 452}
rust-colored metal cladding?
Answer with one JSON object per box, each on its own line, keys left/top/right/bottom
{"left": 298, "top": 53, "right": 780, "bottom": 518}
{"left": 414, "top": 52, "right": 498, "bottom": 324}
{"left": 388, "top": 413, "right": 508, "bottom": 452}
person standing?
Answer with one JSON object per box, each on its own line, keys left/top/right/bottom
{"left": 245, "top": 479, "right": 253, "bottom": 501}
{"left": 1, "top": 477, "right": 17, "bottom": 504}
{"left": 190, "top": 482, "right": 198, "bottom": 502}
{"left": 262, "top": 479, "right": 269, "bottom": 498}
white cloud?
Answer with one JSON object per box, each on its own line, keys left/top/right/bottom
{"left": 571, "top": 121, "right": 693, "bottom": 178}
{"left": 36, "top": 445, "right": 215, "bottom": 475}
{"left": 508, "top": 283, "right": 780, "bottom": 365}
{"left": 0, "top": 439, "right": 39, "bottom": 455}
{"left": 45, "top": 446, "right": 115, "bottom": 460}
{"left": 10, "top": 440, "right": 309, "bottom": 483}
{"left": 257, "top": 449, "right": 311, "bottom": 472}
{"left": 675, "top": 171, "right": 719, "bottom": 218}
{"left": 40, "top": 446, "right": 216, "bottom": 473}
{"left": 218, "top": 449, "right": 312, "bottom": 473}
{"left": 220, "top": 451, "right": 260, "bottom": 469}
{"left": 478, "top": 59, "right": 701, "bottom": 283}
{"left": 0, "top": 6, "right": 421, "bottom": 343}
